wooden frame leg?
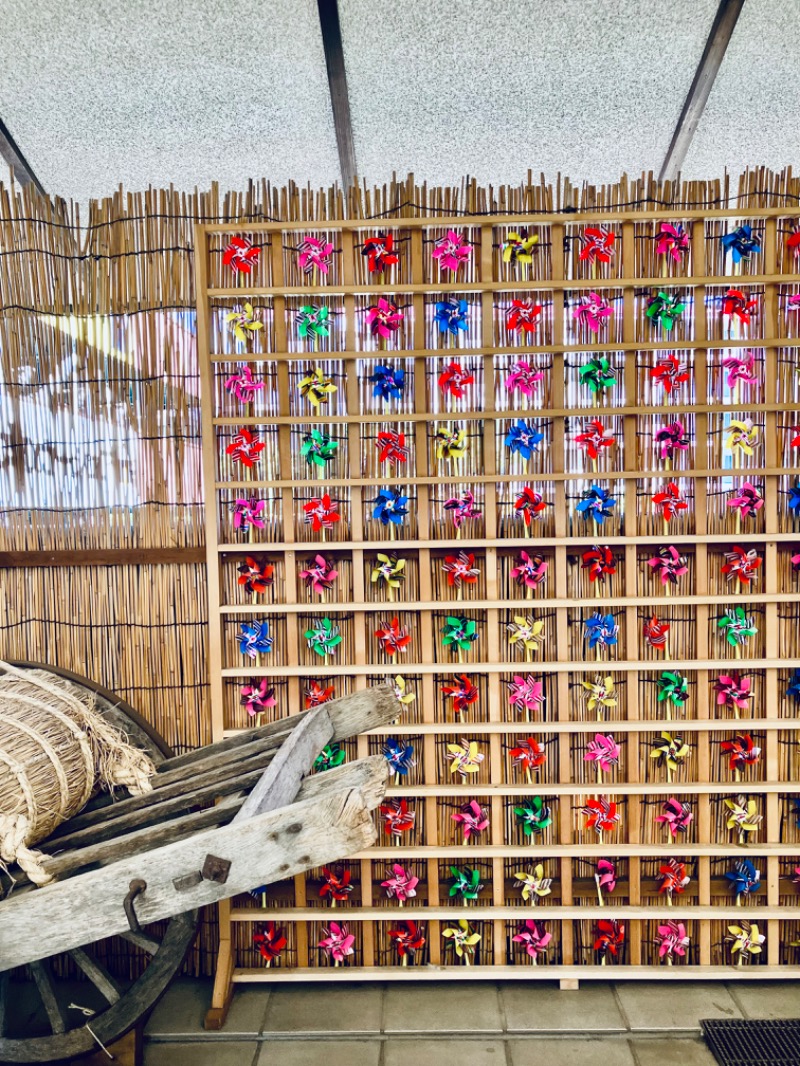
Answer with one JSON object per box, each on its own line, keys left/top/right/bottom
{"left": 205, "top": 899, "right": 235, "bottom": 1030}
{"left": 559, "top": 979, "right": 580, "bottom": 991}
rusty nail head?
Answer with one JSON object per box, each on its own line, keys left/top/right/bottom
{"left": 202, "top": 854, "right": 231, "bottom": 884}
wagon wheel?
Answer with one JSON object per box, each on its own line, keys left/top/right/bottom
{"left": 0, "top": 662, "right": 200, "bottom": 1064}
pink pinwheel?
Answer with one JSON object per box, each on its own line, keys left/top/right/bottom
{"left": 650, "top": 354, "right": 691, "bottom": 395}
{"left": 583, "top": 733, "right": 620, "bottom": 774}
{"left": 654, "top": 420, "right": 690, "bottom": 460}
{"left": 225, "top": 365, "right": 264, "bottom": 403}
{"left": 318, "top": 921, "right": 355, "bottom": 962}
{"left": 579, "top": 226, "right": 616, "bottom": 264}
{"left": 240, "top": 679, "right": 277, "bottom": 718}
{"left": 722, "top": 546, "right": 762, "bottom": 586}
{"left": 452, "top": 799, "right": 490, "bottom": 841}
{"left": 574, "top": 292, "right": 612, "bottom": 333}
{"left": 381, "top": 863, "right": 419, "bottom": 902}
{"left": 506, "top": 300, "right": 542, "bottom": 334}
{"left": 656, "top": 920, "right": 690, "bottom": 960}
{"left": 299, "top": 554, "right": 339, "bottom": 595}
{"left": 506, "top": 674, "right": 545, "bottom": 716}
{"left": 655, "top": 797, "right": 693, "bottom": 838}
{"left": 444, "top": 490, "right": 482, "bottom": 530}
{"left": 596, "top": 859, "right": 616, "bottom": 894}
{"left": 652, "top": 481, "right": 688, "bottom": 522}
{"left": 505, "top": 360, "right": 545, "bottom": 397}
{"left": 366, "top": 297, "right": 404, "bottom": 338}
{"left": 512, "top": 919, "right": 552, "bottom": 962}
{"left": 647, "top": 545, "right": 689, "bottom": 586}
{"left": 722, "top": 351, "right": 759, "bottom": 390}
{"left": 788, "top": 293, "right": 800, "bottom": 312}
{"left": 298, "top": 235, "right": 334, "bottom": 276}
{"left": 727, "top": 482, "right": 763, "bottom": 520}
{"left": 575, "top": 419, "right": 615, "bottom": 461}
{"left": 656, "top": 222, "right": 690, "bottom": 261}
{"left": 715, "top": 673, "right": 752, "bottom": 712}
{"left": 511, "top": 551, "right": 548, "bottom": 591}
{"left": 232, "top": 496, "right": 267, "bottom": 531}
{"left": 432, "top": 230, "right": 472, "bottom": 272}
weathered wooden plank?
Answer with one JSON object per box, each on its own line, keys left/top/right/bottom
{"left": 68, "top": 948, "right": 123, "bottom": 1004}
{"left": 30, "top": 962, "right": 67, "bottom": 1034}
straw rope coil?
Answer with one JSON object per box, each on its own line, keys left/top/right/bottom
{"left": 0, "top": 661, "right": 155, "bottom": 886}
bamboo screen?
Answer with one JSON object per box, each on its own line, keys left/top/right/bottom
{"left": 197, "top": 175, "right": 800, "bottom": 981}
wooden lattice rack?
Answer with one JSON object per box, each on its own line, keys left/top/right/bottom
{"left": 196, "top": 200, "right": 800, "bottom": 990}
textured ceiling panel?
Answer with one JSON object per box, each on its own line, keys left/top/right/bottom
{"left": 683, "top": 0, "right": 800, "bottom": 177}
{"left": 0, "top": 0, "right": 340, "bottom": 202}
{"left": 339, "top": 0, "right": 718, "bottom": 187}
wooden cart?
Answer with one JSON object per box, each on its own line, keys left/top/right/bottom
{"left": 0, "top": 664, "right": 395, "bottom": 1063}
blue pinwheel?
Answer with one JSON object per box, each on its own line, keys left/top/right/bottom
{"left": 787, "top": 670, "right": 800, "bottom": 701}
{"left": 583, "top": 612, "right": 619, "bottom": 650}
{"left": 382, "top": 737, "right": 415, "bottom": 777}
{"left": 720, "top": 225, "right": 761, "bottom": 264}
{"left": 505, "top": 420, "right": 544, "bottom": 461}
{"left": 372, "top": 487, "right": 409, "bottom": 526}
{"left": 788, "top": 484, "right": 800, "bottom": 515}
{"left": 434, "top": 298, "right": 469, "bottom": 335}
{"left": 725, "top": 859, "right": 761, "bottom": 899}
{"left": 238, "top": 621, "right": 273, "bottom": 659}
{"left": 576, "top": 484, "right": 616, "bottom": 526}
{"left": 794, "top": 800, "right": 800, "bottom": 828}
{"left": 370, "top": 364, "right": 405, "bottom": 400}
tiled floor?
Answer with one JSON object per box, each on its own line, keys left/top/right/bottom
{"left": 143, "top": 978, "right": 800, "bottom": 1065}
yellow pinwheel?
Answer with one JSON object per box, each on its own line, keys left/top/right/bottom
{"left": 225, "top": 302, "right": 264, "bottom": 343}
{"left": 393, "top": 675, "right": 416, "bottom": 706}
{"left": 298, "top": 367, "right": 337, "bottom": 407}
{"left": 725, "top": 418, "right": 758, "bottom": 457}
{"left": 371, "top": 553, "right": 406, "bottom": 590}
{"left": 649, "top": 731, "right": 691, "bottom": 774}
{"left": 581, "top": 675, "right": 616, "bottom": 715}
{"left": 442, "top": 918, "right": 481, "bottom": 961}
{"left": 514, "top": 864, "right": 552, "bottom": 903}
{"left": 727, "top": 921, "right": 765, "bottom": 963}
{"left": 502, "top": 231, "right": 539, "bottom": 265}
{"left": 507, "top": 615, "right": 545, "bottom": 653}
{"left": 446, "top": 738, "right": 484, "bottom": 777}
{"left": 435, "top": 426, "right": 468, "bottom": 461}
{"left": 724, "top": 795, "right": 762, "bottom": 837}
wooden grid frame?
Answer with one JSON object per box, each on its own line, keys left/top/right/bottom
{"left": 196, "top": 204, "right": 800, "bottom": 986}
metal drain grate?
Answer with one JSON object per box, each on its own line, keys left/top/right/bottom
{"left": 701, "top": 1019, "right": 800, "bottom": 1066}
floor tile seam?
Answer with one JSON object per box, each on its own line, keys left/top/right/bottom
{"left": 144, "top": 1030, "right": 709, "bottom": 1043}
{"left": 723, "top": 982, "right": 751, "bottom": 1020}
{"left": 611, "top": 983, "right": 633, "bottom": 1031}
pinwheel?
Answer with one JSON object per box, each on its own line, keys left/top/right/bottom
{"left": 722, "top": 288, "right": 759, "bottom": 325}
{"left": 502, "top": 229, "right": 539, "bottom": 264}
{"left": 381, "top": 798, "right": 416, "bottom": 836}
{"left": 366, "top": 297, "right": 404, "bottom": 338}
{"left": 375, "top": 430, "right": 409, "bottom": 466}
{"left": 715, "top": 673, "right": 752, "bottom": 712}
{"left": 576, "top": 484, "right": 616, "bottom": 525}
{"left": 594, "top": 919, "right": 625, "bottom": 961}
{"left": 506, "top": 674, "right": 545, "bottom": 717}
{"left": 650, "top": 731, "right": 690, "bottom": 775}
{"left": 313, "top": 743, "right": 346, "bottom": 772}
{"left": 574, "top": 291, "right": 613, "bottom": 333}
{"left": 240, "top": 679, "right": 277, "bottom": 718}
{"left": 584, "top": 733, "right": 621, "bottom": 774}
{"left": 596, "top": 859, "right": 617, "bottom": 898}
{"left": 435, "top": 426, "right": 468, "bottom": 461}
{"left": 446, "top": 738, "right": 484, "bottom": 777}
{"left": 319, "top": 866, "right": 353, "bottom": 903}
{"left": 506, "top": 299, "right": 542, "bottom": 334}
{"left": 650, "top": 354, "right": 691, "bottom": 394}
{"left": 382, "top": 737, "right": 415, "bottom": 778}
{"left": 794, "top": 865, "right": 800, "bottom": 886}
{"left": 226, "top": 427, "right": 265, "bottom": 468}
{"left": 575, "top": 419, "right": 616, "bottom": 461}
{"left": 579, "top": 225, "right": 616, "bottom": 264}
{"left": 654, "top": 419, "right": 690, "bottom": 461}
{"left": 658, "top": 671, "right": 690, "bottom": 709}
{"left": 438, "top": 361, "right": 474, "bottom": 397}
{"left": 231, "top": 496, "right": 267, "bottom": 532}
{"left": 253, "top": 922, "right": 287, "bottom": 965}
{"left": 725, "top": 418, "right": 759, "bottom": 456}
{"left": 393, "top": 675, "right": 416, "bottom": 707}
{"left": 655, "top": 798, "right": 693, "bottom": 838}
{"left": 658, "top": 859, "right": 690, "bottom": 898}
{"left": 444, "top": 490, "right": 482, "bottom": 530}
{"left": 441, "top": 674, "right": 480, "bottom": 716}
{"left": 581, "top": 545, "right": 616, "bottom": 583}
{"left": 449, "top": 865, "right": 483, "bottom": 901}
{"left": 788, "top": 226, "right": 800, "bottom": 260}
{"left": 643, "top": 614, "right": 670, "bottom": 652}
{"left": 514, "top": 797, "right": 553, "bottom": 836}
{"left": 442, "top": 615, "right": 479, "bottom": 652}
{"left": 647, "top": 545, "right": 689, "bottom": 586}
{"left": 726, "top": 859, "right": 762, "bottom": 902}
{"left": 724, "top": 795, "right": 762, "bottom": 837}
{"left": 389, "top": 920, "right": 426, "bottom": 961}
{"left": 513, "top": 919, "right": 552, "bottom": 964}
{"left": 303, "top": 493, "right": 341, "bottom": 532}
{"left": 370, "top": 553, "right": 406, "bottom": 592}
{"left": 506, "top": 360, "right": 545, "bottom": 397}
{"left": 722, "top": 546, "right": 762, "bottom": 586}
{"left": 297, "top": 235, "right": 334, "bottom": 276}
{"left": 656, "top": 222, "right": 690, "bottom": 261}
{"left": 727, "top": 921, "right": 765, "bottom": 964}
{"left": 514, "top": 865, "right": 552, "bottom": 904}
{"left": 581, "top": 675, "right": 617, "bottom": 716}
{"left": 507, "top": 615, "right": 546, "bottom": 654}
{"left": 318, "top": 922, "right": 355, "bottom": 963}
{"left": 727, "top": 482, "right": 763, "bottom": 520}
{"left": 515, "top": 487, "right": 551, "bottom": 525}
{"left": 718, "top": 606, "right": 757, "bottom": 647}
{"left": 381, "top": 863, "right": 418, "bottom": 902}
{"left": 362, "top": 232, "right": 399, "bottom": 273}
{"left": 722, "top": 351, "right": 759, "bottom": 390}
{"left": 305, "top": 617, "right": 342, "bottom": 658}
{"left": 305, "top": 680, "right": 335, "bottom": 708}
{"left": 656, "top": 921, "right": 690, "bottom": 962}
{"left": 646, "top": 291, "right": 686, "bottom": 331}
{"left": 432, "top": 230, "right": 472, "bottom": 272}
{"left": 452, "top": 800, "right": 490, "bottom": 841}
{"left": 442, "top": 919, "right": 481, "bottom": 962}
{"left": 505, "top": 420, "right": 544, "bottom": 461}
{"left": 652, "top": 481, "right": 688, "bottom": 522}
{"left": 371, "top": 487, "right": 409, "bottom": 526}
{"left": 370, "top": 364, "right": 405, "bottom": 400}
{"left": 511, "top": 551, "right": 549, "bottom": 591}
{"left": 238, "top": 621, "right": 273, "bottom": 659}
{"left": 583, "top": 613, "right": 619, "bottom": 650}
{"left": 224, "top": 364, "right": 263, "bottom": 402}
{"left": 721, "top": 225, "right": 761, "bottom": 263}
{"left": 298, "top": 367, "right": 337, "bottom": 405}
{"left": 510, "top": 737, "right": 547, "bottom": 778}
{"left": 296, "top": 305, "right": 330, "bottom": 339}
{"left": 789, "top": 484, "right": 800, "bottom": 516}
{"left": 237, "top": 556, "right": 274, "bottom": 596}
{"left": 579, "top": 355, "right": 617, "bottom": 394}
{"left": 788, "top": 294, "right": 800, "bottom": 312}
{"left": 434, "top": 298, "right": 469, "bottom": 336}
{"left": 301, "top": 429, "right": 338, "bottom": 467}
{"left": 223, "top": 236, "right": 259, "bottom": 273}
{"left": 375, "top": 617, "right": 412, "bottom": 656}
{"left": 442, "top": 551, "right": 480, "bottom": 588}
{"left": 787, "top": 670, "right": 800, "bottom": 701}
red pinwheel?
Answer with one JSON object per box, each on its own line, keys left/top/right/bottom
{"left": 442, "top": 551, "right": 480, "bottom": 588}
{"left": 659, "top": 859, "right": 690, "bottom": 897}
{"left": 319, "top": 866, "right": 353, "bottom": 902}
{"left": 714, "top": 673, "right": 752, "bottom": 712}
{"left": 389, "top": 920, "right": 426, "bottom": 960}
{"left": 375, "top": 617, "right": 412, "bottom": 656}
{"left": 722, "top": 288, "right": 759, "bottom": 325}
{"left": 515, "top": 487, "right": 550, "bottom": 526}
{"left": 223, "top": 236, "right": 260, "bottom": 274}
{"left": 594, "top": 919, "right": 625, "bottom": 959}
{"left": 510, "top": 737, "right": 547, "bottom": 774}
{"left": 721, "top": 733, "right": 761, "bottom": 772}
{"left": 237, "top": 556, "right": 275, "bottom": 595}
{"left": 441, "top": 674, "right": 480, "bottom": 716}
{"left": 652, "top": 481, "right": 688, "bottom": 522}
{"left": 381, "top": 798, "right": 416, "bottom": 836}
{"left": 226, "top": 427, "right": 265, "bottom": 468}
{"left": 438, "top": 361, "right": 474, "bottom": 398}
{"left": 581, "top": 797, "right": 620, "bottom": 834}
{"left": 305, "top": 680, "right": 335, "bottom": 708}
{"left": 643, "top": 614, "right": 670, "bottom": 651}
{"left": 303, "top": 493, "right": 341, "bottom": 532}
{"left": 722, "top": 546, "right": 762, "bottom": 586}
{"left": 579, "top": 226, "right": 616, "bottom": 264}
{"left": 362, "top": 232, "right": 399, "bottom": 273}
{"left": 253, "top": 922, "right": 287, "bottom": 964}
{"left": 788, "top": 226, "right": 800, "bottom": 260}
{"left": 650, "top": 353, "right": 691, "bottom": 394}
{"left": 581, "top": 545, "right": 616, "bottom": 582}
{"left": 655, "top": 797, "right": 693, "bottom": 837}
{"left": 575, "top": 419, "right": 616, "bottom": 461}
{"left": 376, "top": 430, "right": 409, "bottom": 466}
{"left": 506, "top": 299, "right": 542, "bottom": 334}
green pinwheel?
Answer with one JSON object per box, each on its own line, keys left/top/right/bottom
{"left": 646, "top": 291, "right": 686, "bottom": 331}
{"left": 304, "top": 616, "right": 342, "bottom": 657}
{"left": 718, "top": 606, "right": 758, "bottom": 647}
{"left": 296, "top": 304, "right": 330, "bottom": 338}
{"left": 314, "top": 743, "right": 346, "bottom": 772}
{"left": 514, "top": 796, "right": 553, "bottom": 837}
{"left": 301, "top": 429, "right": 338, "bottom": 467}
{"left": 579, "top": 356, "right": 617, "bottom": 394}
{"left": 441, "top": 615, "right": 478, "bottom": 652}
{"left": 658, "top": 671, "right": 690, "bottom": 709}
{"left": 449, "top": 866, "right": 483, "bottom": 901}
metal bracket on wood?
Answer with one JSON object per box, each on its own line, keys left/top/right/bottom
{"left": 201, "top": 854, "right": 231, "bottom": 884}
{"left": 123, "top": 879, "right": 147, "bottom": 935}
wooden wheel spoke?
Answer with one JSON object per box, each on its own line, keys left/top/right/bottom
{"left": 68, "top": 947, "right": 122, "bottom": 1005}
{"left": 30, "top": 961, "right": 68, "bottom": 1035}
{"left": 0, "top": 972, "right": 8, "bottom": 1037}
{"left": 119, "top": 929, "right": 162, "bottom": 955}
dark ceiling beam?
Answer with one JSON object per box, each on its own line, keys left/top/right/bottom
{"left": 659, "top": 0, "right": 745, "bottom": 182}
{"left": 0, "top": 115, "right": 44, "bottom": 194}
{"left": 317, "top": 0, "right": 358, "bottom": 190}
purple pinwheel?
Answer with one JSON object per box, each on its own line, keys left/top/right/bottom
{"left": 231, "top": 496, "right": 267, "bottom": 532}
{"left": 573, "top": 292, "right": 613, "bottom": 333}
{"left": 451, "top": 800, "right": 490, "bottom": 841}
{"left": 654, "top": 420, "right": 690, "bottom": 461}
